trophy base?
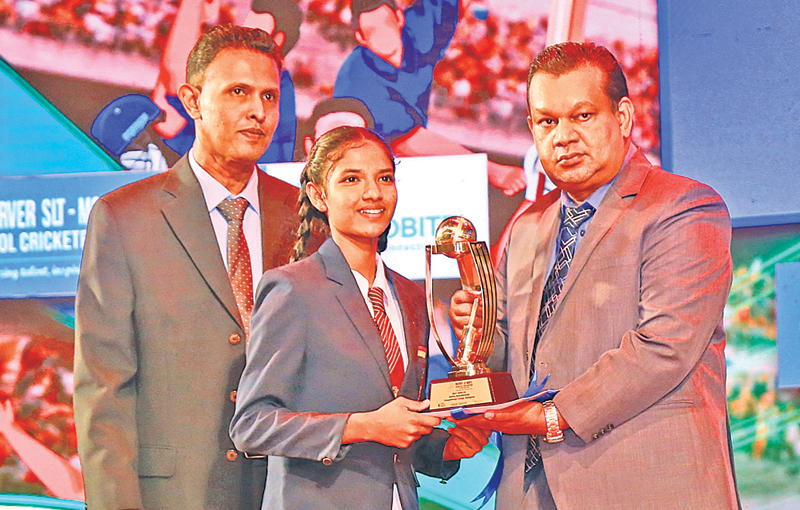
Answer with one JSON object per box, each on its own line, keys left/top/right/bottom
{"left": 428, "top": 372, "right": 518, "bottom": 411}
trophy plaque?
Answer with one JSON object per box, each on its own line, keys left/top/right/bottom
{"left": 426, "top": 217, "right": 518, "bottom": 411}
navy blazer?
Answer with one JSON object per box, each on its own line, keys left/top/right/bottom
{"left": 230, "top": 238, "right": 458, "bottom": 510}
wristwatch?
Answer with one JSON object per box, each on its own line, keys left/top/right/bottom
{"left": 542, "top": 400, "right": 564, "bottom": 443}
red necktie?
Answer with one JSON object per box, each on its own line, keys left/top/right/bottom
{"left": 218, "top": 197, "right": 254, "bottom": 338}
{"left": 368, "top": 287, "right": 405, "bottom": 397}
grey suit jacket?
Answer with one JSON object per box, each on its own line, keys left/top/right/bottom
{"left": 493, "top": 151, "right": 739, "bottom": 509}
{"left": 74, "top": 156, "right": 301, "bottom": 509}
{"left": 230, "top": 238, "right": 458, "bottom": 510}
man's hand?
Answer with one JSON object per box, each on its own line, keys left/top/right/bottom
{"left": 343, "top": 398, "right": 442, "bottom": 448}
{"left": 448, "top": 289, "right": 483, "bottom": 340}
{"left": 442, "top": 424, "right": 491, "bottom": 460}
{"left": 453, "top": 401, "right": 548, "bottom": 436}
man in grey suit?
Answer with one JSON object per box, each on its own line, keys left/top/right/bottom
{"left": 74, "top": 25, "right": 301, "bottom": 509}
{"left": 450, "top": 42, "right": 740, "bottom": 509}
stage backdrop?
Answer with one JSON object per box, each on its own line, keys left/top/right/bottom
{"left": 15, "top": 2, "right": 796, "bottom": 510}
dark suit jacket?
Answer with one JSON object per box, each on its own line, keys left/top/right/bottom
{"left": 74, "top": 156, "right": 301, "bottom": 509}
{"left": 493, "top": 150, "right": 739, "bottom": 509}
{"left": 230, "top": 238, "right": 458, "bottom": 510}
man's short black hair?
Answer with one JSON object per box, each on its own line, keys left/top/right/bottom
{"left": 250, "top": 0, "right": 303, "bottom": 56}
{"left": 186, "top": 25, "right": 282, "bottom": 88}
{"left": 351, "top": 0, "right": 397, "bottom": 30}
{"left": 527, "top": 41, "right": 629, "bottom": 111}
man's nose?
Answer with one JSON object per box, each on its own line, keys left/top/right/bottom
{"left": 553, "top": 120, "right": 579, "bottom": 146}
{"left": 248, "top": 96, "right": 268, "bottom": 122}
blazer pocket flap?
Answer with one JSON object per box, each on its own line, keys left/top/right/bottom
{"left": 139, "top": 445, "right": 177, "bottom": 478}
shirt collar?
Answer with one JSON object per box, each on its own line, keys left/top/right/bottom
{"left": 188, "top": 149, "right": 260, "bottom": 215}
{"left": 351, "top": 255, "right": 390, "bottom": 298}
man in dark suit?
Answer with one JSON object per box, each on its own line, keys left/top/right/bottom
{"left": 74, "top": 25, "right": 301, "bottom": 509}
{"left": 451, "top": 42, "right": 739, "bottom": 509}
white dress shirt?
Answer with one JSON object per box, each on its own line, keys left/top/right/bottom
{"left": 188, "top": 150, "right": 263, "bottom": 294}
{"left": 351, "top": 255, "right": 409, "bottom": 510}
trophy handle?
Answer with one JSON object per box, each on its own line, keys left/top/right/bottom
{"left": 426, "top": 246, "right": 456, "bottom": 367}
{"left": 468, "top": 242, "right": 497, "bottom": 362}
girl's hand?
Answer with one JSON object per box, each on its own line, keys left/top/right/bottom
{"left": 343, "top": 398, "right": 442, "bottom": 448}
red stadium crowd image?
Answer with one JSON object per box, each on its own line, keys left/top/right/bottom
{"left": 0, "top": 333, "right": 83, "bottom": 500}
{"left": 1, "top": 0, "right": 178, "bottom": 56}
{"left": 299, "top": 0, "right": 660, "bottom": 161}
{"left": 0, "top": 0, "right": 659, "bottom": 165}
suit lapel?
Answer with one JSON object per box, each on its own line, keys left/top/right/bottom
{"left": 387, "top": 270, "right": 426, "bottom": 399}
{"left": 319, "top": 239, "right": 394, "bottom": 393}
{"left": 160, "top": 157, "right": 241, "bottom": 326}
{"left": 552, "top": 150, "right": 652, "bottom": 313}
{"left": 517, "top": 191, "right": 560, "bottom": 361}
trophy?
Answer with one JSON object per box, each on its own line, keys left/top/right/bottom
{"left": 425, "top": 217, "right": 518, "bottom": 411}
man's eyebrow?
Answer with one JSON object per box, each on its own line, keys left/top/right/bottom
{"left": 531, "top": 106, "right": 555, "bottom": 117}
{"left": 532, "top": 101, "right": 597, "bottom": 116}
{"left": 570, "top": 101, "right": 596, "bottom": 111}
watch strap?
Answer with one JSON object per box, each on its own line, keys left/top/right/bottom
{"left": 542, "top": 400, "right": 564, "bottom": 443}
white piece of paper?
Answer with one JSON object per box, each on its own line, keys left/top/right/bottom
{"left": 425, "top": 389, "right": 557, "bottom": 418}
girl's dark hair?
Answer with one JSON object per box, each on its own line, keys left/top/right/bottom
{"left": 291, "top": 126, "right": 395, "bottom": 262}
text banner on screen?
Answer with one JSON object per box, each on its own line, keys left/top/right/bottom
{"left": 0, "top": 171, "right": 158, "bottom": 298}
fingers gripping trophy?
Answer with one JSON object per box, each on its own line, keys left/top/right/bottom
{"left": 426, "top": 217, "right": 518, "bottom": 411}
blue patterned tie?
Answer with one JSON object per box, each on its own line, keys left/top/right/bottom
{"left": 526, "top": 202, "right": 595, "bottom": 472}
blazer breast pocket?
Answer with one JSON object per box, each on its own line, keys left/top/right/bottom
{"left": 651, "top": 398, "right": 694, "bottom": 409}
{"left": 139, "top": 445, "right": 177, "bottom": 478}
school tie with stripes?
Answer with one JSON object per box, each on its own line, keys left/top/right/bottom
{"left": 368, "top": 286, "right": 405, "bottom": 397}
{"left": 217, "top": 197, "right": 254, "bottom": 339}
{"left": 526, "top": 202, "right": 596, "bottom": 472}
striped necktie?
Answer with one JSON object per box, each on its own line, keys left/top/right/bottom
{"left": 368, "top": 287, "right": 405, "bottom": 397}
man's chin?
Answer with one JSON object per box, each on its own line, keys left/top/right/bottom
{"left": 234, "top": 145, "right": 271, "bottom": 165}
{"left": 550, "top": 168, "right": 593, "bottom": 187}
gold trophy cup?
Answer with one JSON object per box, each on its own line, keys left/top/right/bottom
{"left": 426, "top": 217, "right": 518, "bottom": 411}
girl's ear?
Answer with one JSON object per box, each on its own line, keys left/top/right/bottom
{"left": 306, "top": 182, "right": 328, "bottom": 213}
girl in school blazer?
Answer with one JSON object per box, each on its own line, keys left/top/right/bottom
{"left": 230, "top": 126, "right": 488, "bottom": 510}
